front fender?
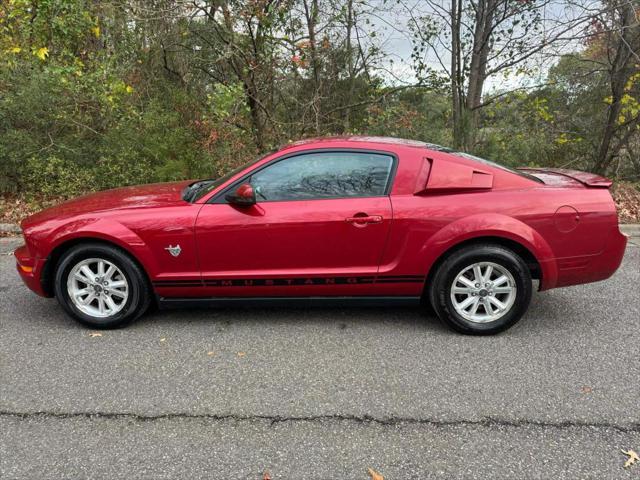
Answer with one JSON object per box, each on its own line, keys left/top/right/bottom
{"left": 420, "top": 213, "right": 558, "bottom": 290}
{"left": 41, "top": 218, "right": 160, "bottom": 278}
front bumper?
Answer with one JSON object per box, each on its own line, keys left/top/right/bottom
{"left": 14, "top": 244, "right": 49, "bottom": 297}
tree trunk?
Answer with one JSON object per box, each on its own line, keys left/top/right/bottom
{"left": 466, "top": 0, "right": 495, "bottom": 110}
{"left": 219, "top": 1, "right": 267, "bottom": 151}
{"left": 344, "top": 0, "right": 355, "bottom": 131}
{"left": 244, "top": 82, "right": 265, "bottom": 151}
{"left": 594, "top": 1, "right": 639, "bottom": 175}
{"left": 464, "top": 0, "right": 496, "bottom": 150}
{"left": 303, "top": 0, "right": 321, "bottom": 134}
{"left": 451, "top": 0, "right": 464, "bottom": 149}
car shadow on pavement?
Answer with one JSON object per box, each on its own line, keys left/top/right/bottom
{"left": 131, "top": 288, "right": 575, "bottom": 337}
{"left": 3, "top": 272, "right": 579, "bottom": 337}
{"left": 135, "top": 303, "right": 451, "bottom": 332}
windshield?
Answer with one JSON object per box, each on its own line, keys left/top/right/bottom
{"left": 182, "top": 152, "right": 272, "bottom": 202}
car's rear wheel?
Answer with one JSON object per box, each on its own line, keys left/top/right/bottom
{"left": 429, "top": 244, "right": 532, "bottom": 335}
{"left": 54, "top": 243, "right": 151, "bottom": 328}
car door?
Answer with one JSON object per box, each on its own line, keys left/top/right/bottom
{"left": 194, "top": 150, "right": 395, "bottom": 297}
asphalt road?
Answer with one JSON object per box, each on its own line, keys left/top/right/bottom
{"left": 1, "top": 237, "right": 639, "bottom": 479}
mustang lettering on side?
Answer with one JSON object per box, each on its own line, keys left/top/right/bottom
{"left": 14, "top": 136, "right": 627, "bottom": 334}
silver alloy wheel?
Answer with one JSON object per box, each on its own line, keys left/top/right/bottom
{"left": 450, "top": 261, "right": 517, "bottom": 324}
{"left": 66, "top": 258, "right": 129, "bottom": 318}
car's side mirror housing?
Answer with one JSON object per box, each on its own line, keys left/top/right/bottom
{"left": 225, "top": 183, "right": 256, "bottom": 206}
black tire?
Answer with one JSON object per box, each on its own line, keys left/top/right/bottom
{"left": 53, "top": 243, "right": 151, "bottom": 328}
{"left": 429, "top": 244, "right": 532, "bottom": 335}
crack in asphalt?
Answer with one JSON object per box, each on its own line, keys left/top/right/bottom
{"left": 1, "top": 410, "right": 639, "bottom": 433}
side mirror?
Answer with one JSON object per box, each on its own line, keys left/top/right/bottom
{"left": 225, "top": 183, "right": 256, "bottom": 207}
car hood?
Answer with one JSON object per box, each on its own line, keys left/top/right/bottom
{"left": 22, "top": 181, "right": 192, "bottom": 229}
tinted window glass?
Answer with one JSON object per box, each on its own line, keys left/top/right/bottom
{"left": 186, "top": 151, "right": 276, "bottom": 202}
{"left": 247, "top": 152, "right": 393, "bottom": 201}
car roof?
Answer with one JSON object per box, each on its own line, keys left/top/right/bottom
{"left": 277, "top": 135, "right": 453, "bottom": 154}
{"left": 274, "top": 136, "right": 543, "bottom": 187}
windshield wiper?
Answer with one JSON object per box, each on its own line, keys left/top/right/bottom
{"left": 182, "top": 179, "right": 215, "bottom": 202}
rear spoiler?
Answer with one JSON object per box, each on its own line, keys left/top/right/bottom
{"left": 517, "top": 167, "right": 613, "bottom": 188}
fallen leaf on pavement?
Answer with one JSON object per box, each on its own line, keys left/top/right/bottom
{"left": 368, "top": 467, "right": 384, "bottom": 480}
{"left": 622, "top": 449, "right": 639, "bottom": 469}
{"left": 88, "top": 332, "right": 102, "bottom": 338}
{"left": 207, "top": 351, "right": 215, "bottom": 356}
{"left": 237, "top": 351, "right": 246, "bottom": 357}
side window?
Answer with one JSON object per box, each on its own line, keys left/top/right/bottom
{"left": 247, "top": 152, "right": 394, "bottom": 202}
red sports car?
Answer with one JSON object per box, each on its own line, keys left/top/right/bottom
{"left": 14, "top": 136, "right": 627, "bottom": 334}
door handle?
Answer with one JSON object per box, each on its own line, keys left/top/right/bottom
{"left": 345, "top": 214, "right": 383, "bottom": 226}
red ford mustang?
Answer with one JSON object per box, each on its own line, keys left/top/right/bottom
{"left": 14, "top": 136, "right": 627, "bottom": 334}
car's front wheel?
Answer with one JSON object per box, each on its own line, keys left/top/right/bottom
{"left": 429, "top": 244, "right": 532, "bottom": 334}
{"left": 54, "top": 243, "right": 151, "bottom": 328}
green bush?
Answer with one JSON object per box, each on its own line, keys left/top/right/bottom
{"left": 0, "top": 59, "right": 236, "bottom": 196}
{"left": 25, "top": 155, "right": 95, "bottom": 198}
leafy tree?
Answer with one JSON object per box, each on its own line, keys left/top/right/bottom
{"left": 408, "top": 0, "right": 601, "bottom": 150}
{"left": 0, "top": 0, "right": 639, "bottom": 200}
